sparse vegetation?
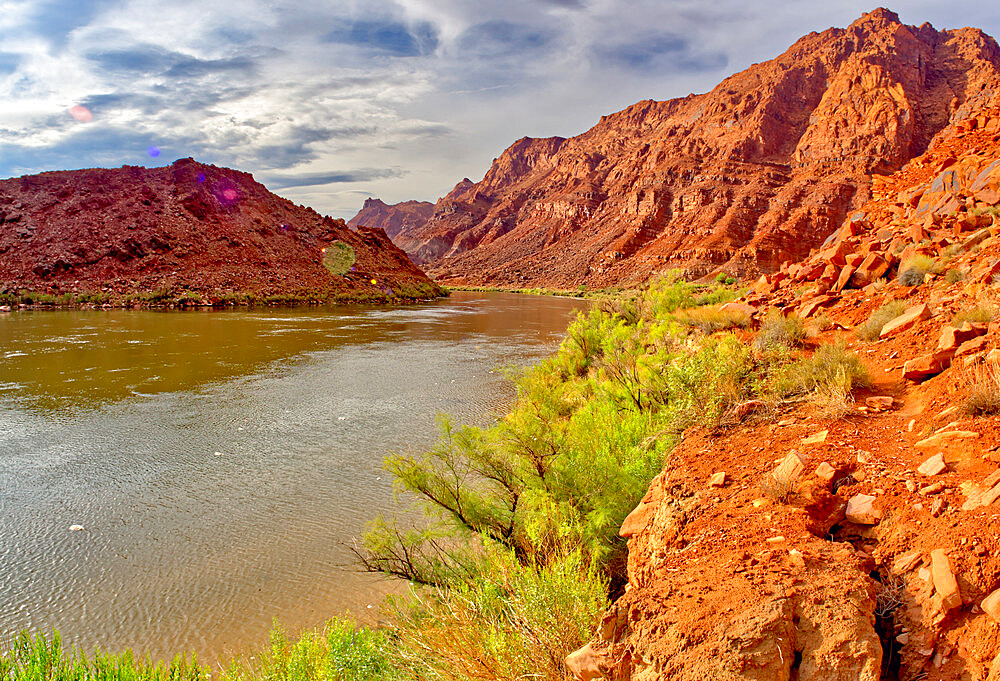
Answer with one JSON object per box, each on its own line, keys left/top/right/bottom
{"left": 754, "top": 311, "right": 805, "bottom": 351}
{"left": 770, "top": 338, "right": 870, "bottom": 415}
{"left": 953, "top": 304, "right": 996, "bottom": 326}
{"left": 322, "top": 241, "right": 357, "bottom": 276}
{"left": 760, "top": 472, "right": 799, "bottom": 503}
{"left": 945, "top": 268, "right": 964, "bottom": 284}
{"left": 897, "top": 254, "right": 937, "bottom": 286}
{"left": 673, "top": 303, "right": 751, "bottom": 334}
{"left": 963, "top": 362, "right": 1000, "bottom": 416}
{"left": 855, "top": 300, "right": 906, "bottom": 341}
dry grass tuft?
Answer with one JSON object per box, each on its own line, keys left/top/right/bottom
{"left": 963, "top": 362, "right": 1000, "bottom": 416}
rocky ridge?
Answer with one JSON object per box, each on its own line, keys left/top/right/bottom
{"left": 0, "top": 159, "right": 440, "bottom": 304}
{"left": 566, "top": 103, "right": 1000, "bottom": 680}
{"left": 347, "top": 198, "right": 435, "bottom": 241}
{"left": 353, "top": 9, "right": 1000, "bottom": 290}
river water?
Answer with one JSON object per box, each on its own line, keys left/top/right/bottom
{"left": 0, "top": 292, "right": 587, "bottom": 666}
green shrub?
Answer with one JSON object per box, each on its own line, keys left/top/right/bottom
{"left": 673, "top": 304, "right": 751, "bottom": 334}
{"left": 770, "top": 339, "right": 870, "bottom": 411}
{"left": 323, "top": 241, "right": 356, "bottom": 276}
{"left": 754, "top": 311, "right": 805, "bottom": 351}
{"left": 0, "top": 630, "right": 208, "bottom": 681}
{"left": 855, "top": 300, "right": 906, "bottom": 341}
{"left": 897, "top": 255, "right": 936, "bottom": 286}
{"left": 388, "top": 547, "right": 606, "bottom": 681}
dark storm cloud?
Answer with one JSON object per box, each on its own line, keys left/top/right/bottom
{"left": 261, "top": 167, "right": 406, "bottom": 189}
{"left": 86, "top": 45, "right": 259, "bottom": 78}
{"left": 323, "top": 18, "right": 439, "bottom": 56}
{"left": 457, "top": 20, "right": 554, "bottom": 58}
{"left": 595, "top": 32, "right": 729, "bottom": 72}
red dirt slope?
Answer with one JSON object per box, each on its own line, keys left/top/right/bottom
{"left": 568, "top": 102, "right": 1000, "bottom": 681}
{"left": 353, "top": 9, "right": 1000, "bottom": 290}
{"left": 0, "top": 159, "right": 441, "bottom": 304}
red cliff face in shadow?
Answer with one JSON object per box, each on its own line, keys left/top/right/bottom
{"left": 0, "top": 158, "right": 440, "bottom": 302}
{"left": 352, "top": 9, "right": 1000, "bottom": 288}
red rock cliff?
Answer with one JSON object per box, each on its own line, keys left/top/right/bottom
{"left": 357, "top": 9, "right": 1000, "bottom": 289}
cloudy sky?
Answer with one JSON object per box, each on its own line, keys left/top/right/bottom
{"left": 1, "top": 1, "right": 998, "bottom": 219}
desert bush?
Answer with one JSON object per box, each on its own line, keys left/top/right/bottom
{"left": 963, "top": 362, "right": 1000, "bottom": 416}
{"left": 770, "top": 339, "right": 870, "bottom": 406}
{"left": 0, "top": 630, "right": 209, "bottom": 681}
{"left": 388, "top": 546, "right": 606, "bottom": 681}
{"left": 754, "top": 311, "right": 805, "bottom": 351}
{"left": 945, "top": 268, "right": 964, "bottom": 284}
{"left": 855, "top": 300, "right": 906, "bottom": 341}
{"left": 760, "top": 473, "right": 799, "bottom": 503}
{"left": 322, "top": 241, "right": 357, "bottom": 276}
{"left": 897, "top": 254, "right": 937, "bottom": 286}
{"left": 953, "top": 304, "right": 996, "bottom": 326}
{"left": 673, "top": 304, "right": 751, "bottom": 334}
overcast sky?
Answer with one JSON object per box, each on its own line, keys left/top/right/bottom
{"left": 1, "top": 1, "right": 998, "bottom": 219}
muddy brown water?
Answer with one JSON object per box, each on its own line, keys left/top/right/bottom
{"left": 0, "top": 292, "right": 587, "bottom": 666}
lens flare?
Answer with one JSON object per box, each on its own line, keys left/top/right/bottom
{"left": 370, "top": 278, "right": 377, "bottom": 285}
{"left": 196, "top": 173, "right": 206, "bottom": 183}
{"left": 147, "top": 146, "right": 160, "bottom": 158}
{"left": 223, "top": 189, "right": 238, "bottom": 201}
{"left": 68, "top": 105, "right": 93, "bottom": 122}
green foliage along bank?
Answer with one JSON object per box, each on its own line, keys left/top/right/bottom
{"left": 1, "top": 272, "right": 874, "bottom": 681}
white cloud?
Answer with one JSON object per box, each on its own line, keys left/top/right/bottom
{"left": 0, "top": 0, "right": 998, "bottom": 216}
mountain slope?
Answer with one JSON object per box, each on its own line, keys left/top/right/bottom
{"left": 351, "top": 9, "right": 1000, "bottom": 289}
{"left": 0, "top": 159, "right": 441, "bottom": 304}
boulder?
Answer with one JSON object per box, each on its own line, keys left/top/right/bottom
{"left": 982, "top": 589, "right": 1000, "bottom": 623}
{"left": 880, "top": 303, "right": 932, "bottom": 339}
{"left": 565, "top": 643, "right": 607, "bottom": 681}
{"left": 846, "top": 493, "right": 881, "bottom": 524}
{"left": 903, "top": 350, "right": 954, "bottom": 382}
{"left": 851, "top": 254, "right": 890, "bottom": 286}
{"left": 917, "top": 453, "right": 947, "bottom": 476}
{"left": 774, "top": 451, "right": 806, "bottom": 483}
{"left": 708, "top": 472, "right": 727, "bottom": 487}
{"left": 937, "top": 322, "right": 987, "bottom": 352}
{"left": 930, "top": 549, "right": 962, "bottom": 614}
{"left": 865, "top": 396, "right": 894, "bottom": 411}
{"left": 914, "top": 431, "right": 979, "bottom": 450}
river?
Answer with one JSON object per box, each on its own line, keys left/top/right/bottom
{"left": 0, "top": 292, "right": 587, "bottom": 666}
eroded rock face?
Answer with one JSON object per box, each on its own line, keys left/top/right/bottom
{"left": 347, "top": 198, "right": 435, "bottom": 241}
{"left": 0, "top": 159, "right": 439, "bottom": 300}
{"left": 357, "top": 9, "right": 1000, "bottom": 289}
{"left": 573, "top": 432, "right": 883, "bottom": 681}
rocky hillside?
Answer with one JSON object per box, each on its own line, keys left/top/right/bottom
{"left": 567, "top": 104, "right": 1000, "bottom": 680}
{"left": 352, "top": 9, "right": 1000, "bottom": 289}
{"left": 0, "top": 159, "right": 441, "bottom": 304}
{"left": 347, "top": 198, "right": 435, "bottom": 241}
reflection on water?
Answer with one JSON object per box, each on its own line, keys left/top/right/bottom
{"left": 0, "top": 292, "right": 587, "bottom": 665}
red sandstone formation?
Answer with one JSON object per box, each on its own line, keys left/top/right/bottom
{"left": 347, "top": 198, "right": 435, "bottom": 241}
{"left": 352, "top": 9, "right": 1000, "bottom": 289}
{"left": 0, "top": 159, "right": 441, "bottom": 304}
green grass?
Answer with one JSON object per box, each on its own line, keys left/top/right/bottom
{"left": 0, "top": 620, "right": 397, "bottom": 681}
